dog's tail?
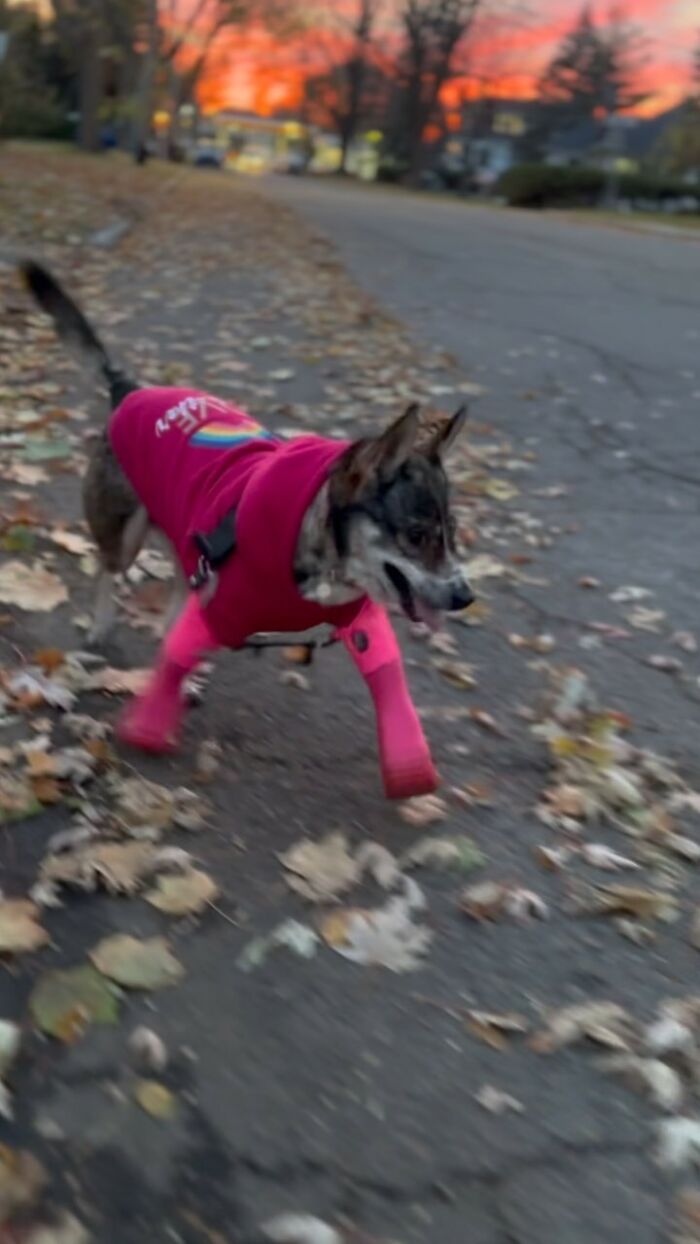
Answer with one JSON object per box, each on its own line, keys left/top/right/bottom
{"left": 20, "top": 260, "right": 138, "bottom": 409}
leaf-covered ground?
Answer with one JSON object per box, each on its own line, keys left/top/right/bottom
{"left": 1, "top": 146, "right": 700, "bottom": 1243}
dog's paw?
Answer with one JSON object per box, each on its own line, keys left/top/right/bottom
{"left": 116, "top": 698, "right": 180, "bottom": 754}
{"left": 382, "top": 757, "right": 439, "bottom": 801}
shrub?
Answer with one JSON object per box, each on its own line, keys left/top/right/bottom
{"left": 497, "top": 163, "right": 698, "bottom": 210}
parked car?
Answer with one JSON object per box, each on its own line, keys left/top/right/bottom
{"left": 193, "top": 146, "right": 224, "bottom": 169}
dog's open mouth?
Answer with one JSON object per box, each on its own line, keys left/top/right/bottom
{"left": 384, "top": 562, "right": 441, "bottom": 630}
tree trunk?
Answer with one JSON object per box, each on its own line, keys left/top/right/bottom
{"left": 132, "top": 0, "right": 158, "bottom": 160}
{"left": 78, "top": 9, "right": 102, "bottom": 151}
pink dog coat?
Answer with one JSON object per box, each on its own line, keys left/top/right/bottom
{"left": 109, "top": 387, "right": 438, "bottom": 798}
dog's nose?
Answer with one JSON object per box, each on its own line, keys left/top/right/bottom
{"left": 449, "top": 580, "right": 475, "bottom": 611}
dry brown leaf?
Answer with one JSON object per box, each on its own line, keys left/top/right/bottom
{"left": 432, "top": 658, "right": 477, "bottom": 689}
{"left": 469, "top": 707, "right": 506, "bottom": 736}
{"left": 279, "top": 832, "right": 359, "bottom": 903}
{"left": 0, "top": 899, "right": 49, "bottom": 954}
{"left": 40, "top": 840, "right": 184, "bottom": 895}
{"left": 145, "top": 869, "right": 219, "bottom": 916}
{"left": 459, "top": 881, "right": 509, "bottom": 921}
{"left": 90, "top": 934, "right": 184, "bottom": 989}
{"left": 0, "top": 561, "right": 67, "bottom": 612}
{"left": 47, "top": 528, "right": 93, "bottom": 556}
{"left": 88, "top": 667, "right": 150, "bottom": 695}
{"left": 475, "top": 1084, "right": 524, "bottom": 1114}
{"left": 530, "top": 1001, "right": 634, "bottom": 1054}
{"left": 133, "top": 1079, "right": 177, "bottom": 1120}
{"left": 589, "top": 885, "right": 678, "bottom": 922}
{"left": 0, "top": 1145, "right": 48, "bottom": 1223}
{"left": 398, "top": 793, "right": 448, "bottom": 826}
{"left": 466, "top": 1009, "right": 530, "bottom": 1050}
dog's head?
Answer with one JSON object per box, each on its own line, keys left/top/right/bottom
{"left": 328, "top": 404, "right": 474, "bottom": 627}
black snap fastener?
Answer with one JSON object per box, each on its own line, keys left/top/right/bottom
{"left": 352, "top": 629, "right": 369, "bottom": 653}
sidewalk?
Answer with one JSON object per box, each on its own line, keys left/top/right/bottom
{"left": 0, "top": 148, "right": 699, "bottom": 1244}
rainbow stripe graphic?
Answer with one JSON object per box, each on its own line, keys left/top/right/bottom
{"left": 189, "top": 420, "right": 275, "bottom": 449}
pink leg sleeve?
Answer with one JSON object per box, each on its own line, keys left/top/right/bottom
{"left": 117, "top": 594, "right": 219, "bottom": 753}
{"left": 336, "top": 600, "right": 438, "bottom": 800}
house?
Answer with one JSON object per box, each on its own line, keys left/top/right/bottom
{"left": 458, "top": 99, "right": 539, "bottom": 186}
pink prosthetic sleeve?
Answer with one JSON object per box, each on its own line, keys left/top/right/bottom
{"left": 117, "top": 595, "right": 219, "bottom": 753}
{"left": 336, "top": 600, "right": 438, "bottom": 800}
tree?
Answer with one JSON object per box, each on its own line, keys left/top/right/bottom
{"left": 387, "top": 0, "right": 481, "bottom": 183}
{"left": 539, "top": 5, "right": 646, "bottom": 126}
{"left": 653, "top": 32, "right": 700, "bottom": 179}
{"left": 0, "top": 1, "right": 66, "bottom": 138}
{"left": 302, "top": 1, "right": 388, "bottom": 172}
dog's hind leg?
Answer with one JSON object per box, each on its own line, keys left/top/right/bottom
{"left": 117, "top": 594, "right": 219, "bottom": 752}
{"left": 88, "top": 505, "right": 149, "bottom": 646}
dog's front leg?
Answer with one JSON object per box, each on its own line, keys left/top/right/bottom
{"left": 337, "top": 600, "right": 438, "bottom": 800}
{"left": 117, "top": 594, "right": 218, "bottom": 753}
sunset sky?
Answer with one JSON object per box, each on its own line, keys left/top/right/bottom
{"left": 197, "top": 0, "right": 697, "bottom": 119}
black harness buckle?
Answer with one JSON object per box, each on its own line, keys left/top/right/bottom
{"left": 189, "top": 509, "right": 237, "bottom": 592}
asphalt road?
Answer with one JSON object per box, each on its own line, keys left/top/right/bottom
{"left": 4, "top": 158, "right": 700, "bottom": 1244}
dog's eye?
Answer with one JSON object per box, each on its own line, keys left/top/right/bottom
{"left": 406, "top": 524, "right": 424, "bottom": 548}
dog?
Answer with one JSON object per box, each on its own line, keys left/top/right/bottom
{"left": 21, "top": 261, "right": 474, "bottom": 798}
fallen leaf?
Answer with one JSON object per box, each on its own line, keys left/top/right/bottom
{"left": 29, "top": 965, "right": 119, "bottom": 1041}
{"left": 145, "top": 869, "right": 219, "bottom": 916}
{"left": 667, "top": 834, "right": 700, "bottom": 863}
{"left": 237, "top": 919, "right": 320, "bottom": 972}
{"left": 625, "top": 605, "right": 665, "bottom": 632}
{"left": 590, "top": 885, "right": 678, "bottom": 922}
{"left": 690, "top": 910, "right": 700, "bottom": 951}
{"left": 23, "top": 1210, "right": 90, "bottom": 1243}
{"left": 646, "top": 654, "right": 682, "bottom": 673}
{"left": 672, "top": 631, "right": 697, "bottom": 653}
{"left": 279, "top": 669, "right": 310, "bottom": 691}
{"left": 432, "top": 658, "right": 477, "bottom": 689}
{"left": 41, "top": 841, "right": 185, "bottom": 895}
{"left": 354, "top": 843, "right": 401, "bottom": 889}
{"left": 610, "top": 585, "right": 653, "bottom": 603}
{"left": 90, "top": 934, "right": 184, "bottom": 989}
{"left": 401, "top": 836, "right": 484, "bottom": 873}
{"left": 133, "top": 1079, "right": 177, "bottom": 1120}
{"left": 320, "top": 879, "right": 431, "bottom": 972}
{"left": 508, "top": 632, "right": 555, "bottom": 654}
{"left": 467, "top": 554, "right": 508, "bottom": 580}
{"left": 0, "top": 900, "right": 49, "bottom": 954}
{"left": 503, "top": 887, "right": 549, "bottom": 921}
{"left": 580, "top": 844, "right": 640, "bottom": 871}
{"left": 129, "top": 1026, "right": 169, "bottom": 1073}
{"left": 531, "top": 1001, "right": 634, "bottom": 1054}
{"left": 0, "top": 561, "right": 67, "bottom": 611}
{"left": 542, "top": 782, "right": 590, "bottom": 819}
{"left": 460, "top": 881, "right": 509, "bottom": 921}
{"left": 466, "top": 1009, "right": 530, "bottom": 1050}
{"left": 469, "top": 707, "right": 506, "bottom": 735}
{"left": 279, "top": 832, "right": 359, "bottom": 903}
{"left": 261, "top": 1216, "right": 341, "bottom": 1244}
{"left": 398, "top": 794, "right": 448, "bottom": 826}
{"left": 282, "top": 645, "right": 313, "bottom": 666}
{"left": 87, "top": 667, "right": 150, "bottom": 695}
{"left": 656, "top": 1118, "right": 700, "bottom": 1171}
{"left": 0, "top": 1146, "right": 47, "bottom": 1224}
{"left": 47, "top": 528, "right": 93, "bottom": 557}
{"left": 475, "top": 1084, "right": 524, "bottom": 1114}
{"left": 601, "top": 1055, "right": 683, "bottom": 1112}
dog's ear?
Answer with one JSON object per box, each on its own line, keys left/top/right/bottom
{"left": 425, "top": 405, "right": 468, "bottom": 461}
{"left": 372, "top": 403, "right": 421, "bottom": 476}
{"left": 332, "top": 404, "right": 420, "bottom": 501}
